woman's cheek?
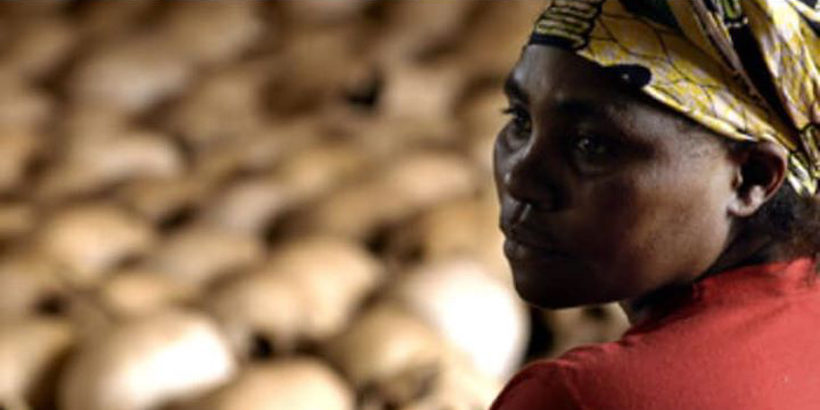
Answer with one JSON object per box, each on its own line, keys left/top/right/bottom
{"left": 579, "top": 184, "right": 671, "bottom": 293}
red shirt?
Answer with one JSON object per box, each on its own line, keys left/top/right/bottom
{"left": 491, "top": 257, "right": 820, "bottom": 410}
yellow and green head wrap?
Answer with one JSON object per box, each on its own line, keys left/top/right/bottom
{"left": 530, "top": 0, "right": 820, "bottom": 196}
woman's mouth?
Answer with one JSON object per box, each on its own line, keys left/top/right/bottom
{"left": 502, "top": 228, "right": 567, "bottom": 261}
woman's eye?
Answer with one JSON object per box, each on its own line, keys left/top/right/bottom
{"left": 575, "top": 135, "right": 609, "bottom": 157}
{"left": 501, "top": 106, "right": 532, "bottom": 147}
{"left": 571, "top": 134, "right": 617, "bottom": 168}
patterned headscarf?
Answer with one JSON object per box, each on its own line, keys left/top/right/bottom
{"left": 530, "top": 0, "right": 820, "bottom": 196}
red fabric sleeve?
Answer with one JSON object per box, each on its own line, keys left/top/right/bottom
{"left": 490, "top": 361, "right": 582, "bottom": 410}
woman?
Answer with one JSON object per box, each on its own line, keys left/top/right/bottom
{"left": 491, "top": 0, "right": 820, "bottom": 409}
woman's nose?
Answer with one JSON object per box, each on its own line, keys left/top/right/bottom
{"left": 501, "top": 140, "right": 562, "bottom": 211}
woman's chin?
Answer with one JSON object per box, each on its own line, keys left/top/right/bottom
{"left": 510, "top": 267, "right": 578, "bottom": 308}
{"left": 509, "top": 262, "right": 616, "bottom": 309}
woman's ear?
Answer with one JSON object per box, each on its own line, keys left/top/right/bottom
{"left": 728, "top": 140, "right": 789, "bottom": 218}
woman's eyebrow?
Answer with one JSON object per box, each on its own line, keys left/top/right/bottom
{"left": 555, "top": 98, "right": 608, "bottom": 117}
{"left": 553, "top": 98, "right": 627, "bottom": 122}
{"left": 504, "top": 73, "right": 630, "bottom": 122}
{"left": 504, "top": 75, "right": 529, "bottom": 105}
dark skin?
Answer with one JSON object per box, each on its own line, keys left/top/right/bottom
{"left": 495, "top": 46, "right": 791, "bottom": 324}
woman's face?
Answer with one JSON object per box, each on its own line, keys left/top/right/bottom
{"left": 495, "top": 46, "right": 739, "bottom": 308}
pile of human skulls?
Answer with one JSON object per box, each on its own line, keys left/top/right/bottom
{"left": 0, "top": 2, "right": 629, "bottom": 410}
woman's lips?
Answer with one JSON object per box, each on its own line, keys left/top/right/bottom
{"left": 503, "top": 237, "right": 567, "bottom": 261}
{"left": 501, "top": 226, "right": 568, "bottom": 261}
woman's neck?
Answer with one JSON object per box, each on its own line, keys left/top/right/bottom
{"left": 619, "top": 232, "right": 785, "bottom": 325}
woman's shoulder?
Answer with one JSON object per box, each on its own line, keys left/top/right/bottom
{"left": 492, "top": 262, "right": 820, "bottom": 409}
{"left": 489, "top": 356, "right": 583, "bottom": 410}
{"left": 493, "top": 318, "right": 820, "bottom": 410}
{"left": 489, "top": 342, "right": 641, "bottom": 410}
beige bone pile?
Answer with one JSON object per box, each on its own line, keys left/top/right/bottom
{"left": 0, "top": 2, "right": 629, "bottom": 409}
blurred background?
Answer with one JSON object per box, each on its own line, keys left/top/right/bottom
{"left": 0, "top": 1, "right": 629, "bottom": 409}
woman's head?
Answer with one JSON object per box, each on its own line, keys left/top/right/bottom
{"left": 494, "top": 46, "right": 793, "bottom": 308}
{"left": 494, "top": 0, "right": 820, "bottom": 309}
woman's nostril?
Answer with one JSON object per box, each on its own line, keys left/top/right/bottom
{"left": 508, "top": 201, "right": 533, "bottom": 226}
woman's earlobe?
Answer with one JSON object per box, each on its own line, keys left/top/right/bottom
{"left": 727, "top": 141, "right": 789, "bottom": 218}
{"left": 728, "top": 184, "right": 769, "bottom": 217}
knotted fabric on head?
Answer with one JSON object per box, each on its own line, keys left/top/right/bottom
{"left": 530, "top": 0, "right": 820, "bottom": 196}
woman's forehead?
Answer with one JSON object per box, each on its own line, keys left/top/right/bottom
{"left": 507, "top": 46, "right": 723, "bottom": 154}
{"left": 507, "top": 46, "right": 633, "bottom": 112}
{"left": 507, "top": 46, "right": 648, "bottom": 134}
